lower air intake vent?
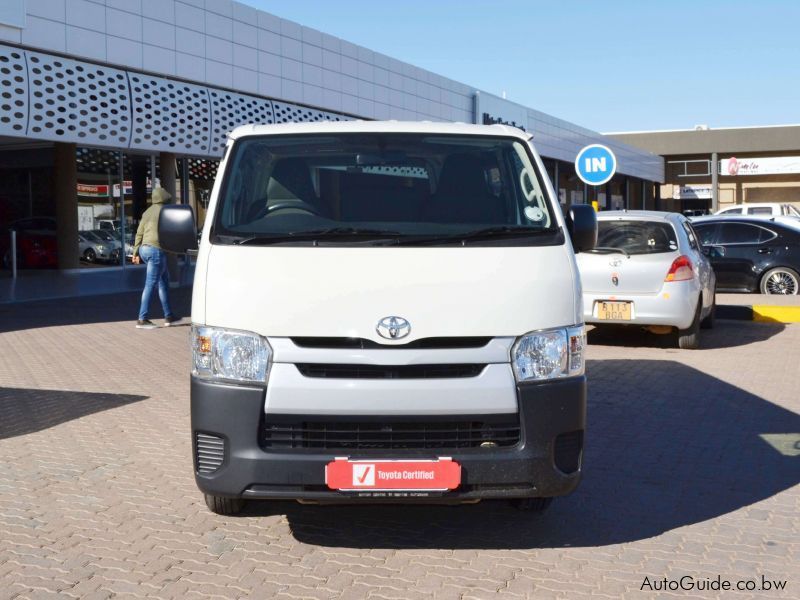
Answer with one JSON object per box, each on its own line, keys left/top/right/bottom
{"left": 195, "top": 433, "right": 225, "bottom": 474}
{"left": 554, "top": 430, "right": 584, "bottom": 474}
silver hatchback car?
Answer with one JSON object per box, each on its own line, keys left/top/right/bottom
{"left": 576, "top": 211, "right": 716, "bottom": 349}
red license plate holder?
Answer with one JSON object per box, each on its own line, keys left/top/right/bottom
{"left": 325, "top": 458, "right": 461, "bottom": 492}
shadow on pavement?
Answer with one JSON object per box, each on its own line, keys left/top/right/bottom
{"left": 587, "top": 319, "right": 784, "bottom": 350}
{"left": 0, "top": 387, "right": 148, "bottom": 440}
{"left": 0, "top": 288, "right": 192, "bottom": 334}
{"left": 268, "top": 358, "right": 800, "bottom": 549}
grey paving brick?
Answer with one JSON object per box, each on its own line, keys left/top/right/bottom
{"left": 0, "top": 293, "right": 797, "bottom": 598}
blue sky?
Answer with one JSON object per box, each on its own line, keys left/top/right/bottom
{"left": 250, "top": 0, "right": 799, "bottom": 133}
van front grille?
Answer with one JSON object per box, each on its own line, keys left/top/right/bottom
{"left": 262, "top": 418, "right": 520, "bottom": 450}
{"left": 295, "top": 363, "right": 485, "bottom": 379}
{"left": 290, "top": 337, "right": 492, "bottom": 350}
{"left": 195, "top": 432, "right": 225, "bottom": 474}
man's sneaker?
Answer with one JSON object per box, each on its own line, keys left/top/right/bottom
{"left": 136, "top": 319, "right": 158, "bottom": 329}
{"left": 164, "top": 316, "right": 183, "bottom": 327}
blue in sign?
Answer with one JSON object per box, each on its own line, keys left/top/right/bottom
{"left": 575, "top": 144, "right": 617, "bottom": 186}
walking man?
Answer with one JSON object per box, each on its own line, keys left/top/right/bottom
{"left": 132, "top": 187, "right": 180, "bottom": 329}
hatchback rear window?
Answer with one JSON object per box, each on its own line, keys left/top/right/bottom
{"left": 596, "top": 220, "right": 678, "bottom": 254}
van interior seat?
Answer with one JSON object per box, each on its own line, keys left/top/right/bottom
{"left": 424, "top": 154, "right": 505, "bottom": 224}
{"left": 262, "top": 157, "right": 330, "bottom": 217}
{"left": 338, "top": 171, "right": 428, "bottom": 222}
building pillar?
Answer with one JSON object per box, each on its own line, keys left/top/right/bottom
{"left": 130, "top": 155, "right": 148, "bottom": 222}
{"left": 159, "top": 152, "right": 179, "bottom": 285}
{"left": 159, "top": 152, "right": 177, "bottom": 198}
{"left": 641, "top": 180, "right": 646, "bottom": 210}
{"left": 711, "top": 152, "right": 719, "bottom": 212}
{"left": 54, "top": 142, "right": 78, "bottom": 269}
{"left": 553, "top": 161, "right": 561, "bottom": 206}
{"left": 624, "top": 177, "right": 630, "bottom": 209}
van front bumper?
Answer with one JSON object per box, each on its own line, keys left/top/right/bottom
{"left": 191, "top": 376, "right": 586, "bottom": 502}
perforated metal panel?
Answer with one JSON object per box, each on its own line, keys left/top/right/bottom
{"left": 188, "top": 158, "right": 218, "bottom": 181}
{"left": 128, "top": 74, "right": 211, "bottom": 154}
{"left": 272, "top": 101, "right": 352, "bottom": 124}
{"left": 27, "top": 52, "right": 131, "bottom": 146}
{"left": 0, "top": 43, "right": 354, "bottom": 158}
{"left": 208, "top": 90, "right": 274, "bottom": 155}
{"left": 0, "top": 46, "right": 27, "bottom": 136}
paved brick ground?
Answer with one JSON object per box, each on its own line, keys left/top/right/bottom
{"left": 0, "top": 292, "right": 798, "bottom": 599}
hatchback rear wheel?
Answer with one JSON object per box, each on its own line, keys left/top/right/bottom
{"left": 760, "top": 267, "right": 799, "bottom": 295}
{"left": 677, "top": 301, "right": 701, "bottom": 349}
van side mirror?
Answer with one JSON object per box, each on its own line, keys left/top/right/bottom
{"left": 567, "top": 204, "right": 598, "bottom": 252}
{"left": 158, "top": 205, "right": 198, "bottom": 254}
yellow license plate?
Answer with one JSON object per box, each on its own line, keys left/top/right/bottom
{"left": 597, "top": 301, "right": 632, "bottom": 321}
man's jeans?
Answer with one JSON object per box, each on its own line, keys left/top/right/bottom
{"left": 138, "top": 245, "right": 173, "bottom": 321}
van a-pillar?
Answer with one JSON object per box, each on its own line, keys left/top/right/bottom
{"left": 54, "top": 142, "right": 78, "bottom": 269}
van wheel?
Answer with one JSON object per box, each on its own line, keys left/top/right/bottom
{"left": 678, "top": 301, "right": 701, "bottom": 349}
{"left": 700, "top": 290, "right": 716, "bottom": 329}
{"left": 204, "top": 494, "right": 245, "bottom": 515}
{"left": 509, "top": 497, "right": 553, "bottom": 512}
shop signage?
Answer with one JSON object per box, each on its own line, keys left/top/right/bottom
{"left": 482, "top": 113, "right": 526, "bottom": 131}
{"left": 575, "top": 144, "right": 617, "bottom": 186}
{"left": 719, "top": 156, "right": 800, "bottom": 176}
{"left": 474, "top": 92, "right": 529, "bottom": 132}
{"left": 112, "top": 182, "right": 134, "bottom": 197}
{"left": 673, "top": 185, "right": 713, "bottom": 199}
{"left": 77, "top": 183, "right": 110, "bottom": 197}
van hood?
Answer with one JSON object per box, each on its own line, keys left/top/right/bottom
{"left": 201, "top": 245, "right": 579, "bottom": 342}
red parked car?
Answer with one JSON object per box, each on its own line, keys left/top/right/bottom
{"left": 1, "top": 217, "right": 59, "bottom": 269}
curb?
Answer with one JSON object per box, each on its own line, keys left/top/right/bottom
{"left": 717, "top": 304, "right": 800, "bottom": 323}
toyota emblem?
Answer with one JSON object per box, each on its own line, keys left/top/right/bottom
{"left": 376, "top": 316, "right": 411, "bottom": 340}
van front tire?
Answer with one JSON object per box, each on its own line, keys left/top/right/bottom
{"left": 204, "top": 494, "right": 245, "bottom": 515}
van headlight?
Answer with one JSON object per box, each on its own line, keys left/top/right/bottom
{"left": 511, "top": 326, "right": 585, "bottom": 382}
{"left": 192, "top": 325, "right": 271, "bottom": 383}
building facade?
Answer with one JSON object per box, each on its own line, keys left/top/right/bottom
{"left": 0, "top": 0, "right": 663, "bottom": 287}
{"left": 608, "top": 125, "right": 800, "bottom": 214}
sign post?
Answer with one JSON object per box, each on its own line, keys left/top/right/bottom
{"left": 575, "top": 144, "right": 617, "bottom": 210}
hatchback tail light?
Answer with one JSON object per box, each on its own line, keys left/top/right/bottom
{"left": 665, "top": 255, "right": 694, "bottom": 282}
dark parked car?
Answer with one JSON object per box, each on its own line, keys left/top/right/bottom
{"left": 692, "top": 216, "right": 800, "bottom": 294}
{"left": 1, "top": 217, "right": 58, "bottom": 269}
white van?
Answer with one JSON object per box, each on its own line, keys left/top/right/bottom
{"left": 159, "top": 121, "right": 597, "bottom": 514}
{"left": 714, "top": 203, "right": 800, "bottom": 217}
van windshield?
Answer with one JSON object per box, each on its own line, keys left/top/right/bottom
{"left": 212, "top": 134, "right": 560, "bottom": 246}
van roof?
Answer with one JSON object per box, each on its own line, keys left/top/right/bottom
{"left": 228, "top": 120, "right": 531, "bottom": 141}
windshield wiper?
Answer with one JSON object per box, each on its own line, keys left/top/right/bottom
{"left": 397, "top": 226, "right": 552, "bottom": 246}
{"left": 232, "top": 227, "right": 402, "bottom": 245}
{"left": 587, "top": 246, "right": 630, "bottom": 258}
